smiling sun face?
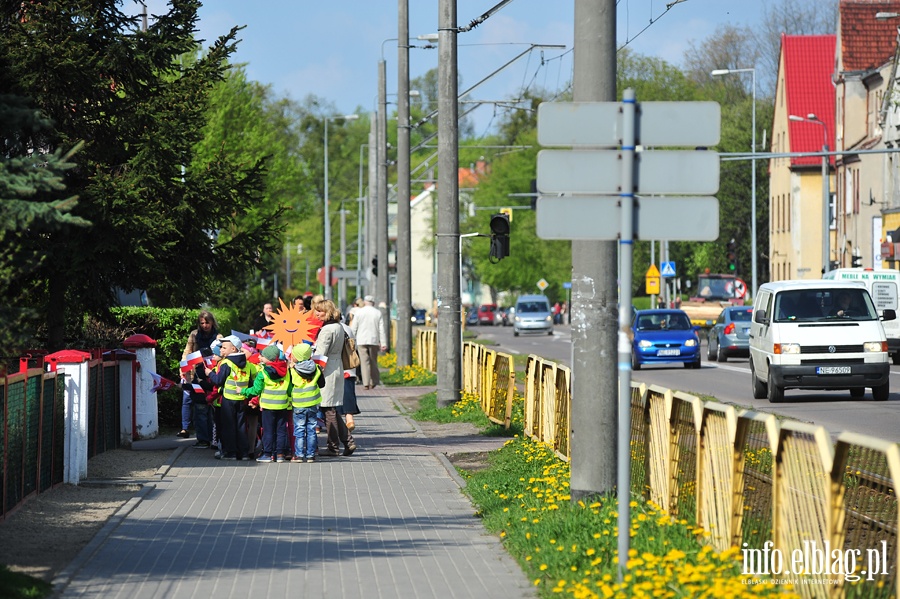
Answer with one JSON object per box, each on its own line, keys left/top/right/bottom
{"left": 264, "top": 297, "right": 322, "bottom": 348}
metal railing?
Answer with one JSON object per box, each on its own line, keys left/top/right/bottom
{"left": 0, "top": 367, "right": 66, "bottom": 520}
{"left": 413, "top": 329, "right": 899, "bottom": 596}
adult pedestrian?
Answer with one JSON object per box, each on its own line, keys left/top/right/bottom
{"left": 250, "top": 302, "right": 275, "bottom": 334}
{"left": 179, "top": 310, "right": 220, "bottom": 445}
{"left": 312, "top": 299, "right": 356, "bottom": 457}
{"left": 350, "top": 295, "right": 387, "bottom": 389}
{"left": 338, "top": 321, "right": 360, "bottom": 430}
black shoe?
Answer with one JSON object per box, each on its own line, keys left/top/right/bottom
{"left": 192, "top": 441, "right": 210, "bottom": 448}
{"left": 177, "top": 430, "right": 189, "bottom": 438}
{"left": 342, "top": 441, "right": 357, "bottom": 456}
{"left": 319, "top": 448, "right": 339, "bottom": 457}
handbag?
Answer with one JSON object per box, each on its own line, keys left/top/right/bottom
{"left": 341, "top": 332, "right": 361, "bottom": 369}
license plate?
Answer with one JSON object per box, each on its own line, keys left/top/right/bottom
{"left": 816, "top": 366, "right": 851, "bottom": 375}
{"left": 657, "top": 349, "right": 680, "bottom": 356}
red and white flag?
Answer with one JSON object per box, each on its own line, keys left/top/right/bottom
{"left": 180, "top": 350, "right": 204, "bottom": 373}
{"left": 149, "top": 372, "right": 177, "bottom": 393}
{"left": 312, "top": 354, "right": 328, "bottom": 369}
{"left": 343, "top": 369, "right": 356, "bottom": 379}
{"left": 191, "top": 383, "right": 205, "bottom": 394}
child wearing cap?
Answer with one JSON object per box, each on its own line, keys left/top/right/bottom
{"left": 206, "top": 335, "right": 253, "bottom": 460}
{"left": 243, "top": 344, "right": 291, "bottom": 463}
{"left": 288, "top": 343, "right": 325, "bottom": 462}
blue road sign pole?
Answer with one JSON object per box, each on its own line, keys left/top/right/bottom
{"left": 617, "top": 88, "right": 636, "bottom": 581}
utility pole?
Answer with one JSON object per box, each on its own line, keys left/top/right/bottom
{"left": 339, "top": 204, "right": 348, "bottom": 310}
{"left": 436, "top": 0, "right": 460, "bottom": 407}
{"left": 377, "top": 59, "right": 390, "bottom": 343}
{"left": 570, "top": 0, "right": 617, "bottom": 500}
{"left": 396, "top": 0, "right": 412, "bottom": 367}
{"left": 367, "top": 117, "right": 377, "bottom": 297}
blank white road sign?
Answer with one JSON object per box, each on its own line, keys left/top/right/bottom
{"left": 537, "top": 101, "right": 721, "bottom": 147}
{"left": 535, "top": 196, "right": 719, "bottom": 241}
{"left": 536, "top": 150, "right": 719, "bottom": 195}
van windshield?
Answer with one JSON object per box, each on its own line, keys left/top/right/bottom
{"left": 518, "top": 301, "right": 549, "bottom": 313}
{"left": 773, "top": 288, "right": 877, "bottom": 323}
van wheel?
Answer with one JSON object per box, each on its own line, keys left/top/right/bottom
{"left": 872, "top": 382, "right": 890, "bottom": 401}
{"left": 893, "top": 353, "right": 900, "bottom": 365}
{"left": 767, "top": 373, "right": 784, "bottom": 403}
{"left": 750, "top": 362, "right": 767, "bottom": 399}
{"left": 849, "top": 387, "right": 865, "bottom": 399}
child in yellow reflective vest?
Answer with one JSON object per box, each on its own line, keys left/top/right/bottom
{"left": 289, "top": 343, "right": 325, "bottom": 463}
{"left": 206, "top": 335, "right": 253, "bottom": 460}
{"left": 243, "top": 344, "right": 291, "bottom": 463}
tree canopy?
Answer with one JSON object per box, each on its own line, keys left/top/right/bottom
{"left": 0, "top": 0, "right": 285, "bottom": 349}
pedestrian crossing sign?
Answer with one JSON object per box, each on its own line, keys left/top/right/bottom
{"left": 660, "top": 261, "right": 676, "bottom": 277}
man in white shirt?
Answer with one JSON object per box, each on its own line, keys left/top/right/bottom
{"left": 350, "top": 295, "right": 387, "bottom": 389}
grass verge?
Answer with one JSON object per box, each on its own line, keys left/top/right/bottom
{"left": 462, "top": 436, "right": 799, "bottom": 598}
{"left": 0, "top": 565, "right": 52, "bottom": 599}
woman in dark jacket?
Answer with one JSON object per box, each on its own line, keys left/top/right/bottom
{"left": 179, "top": 310, "right": 219, "bottom": 446}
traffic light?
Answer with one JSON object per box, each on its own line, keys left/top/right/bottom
{"left": 371, "top": 256, "right": 378, "bottom": 276}
{"left": 852, "top": 254, "right": 862, "bottom": 267}
{"left": 489, "top": 213, "right": 510, "bottom": 262}
{"left": 726, "top": 239, "right": 737, "bottom": 273}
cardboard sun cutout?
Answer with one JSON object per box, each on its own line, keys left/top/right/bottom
{"left": 264, "top": 297, "right": 322, "bottom": 348}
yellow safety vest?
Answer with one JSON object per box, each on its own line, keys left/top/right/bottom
{"left": 258, "top": 370, "right": 291, "bottom": 410}
{"left": 222, "top": 357, "right": 252, "bottom": 401}
{"left": 289, "top": 368, "right": 322, "bottom": 408}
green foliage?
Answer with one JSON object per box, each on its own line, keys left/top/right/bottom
{"left": 0, "top": 1, "right": 284, "bottom": 350}
{"left": 0, "top": 564, "right": 52, "bottom": 599}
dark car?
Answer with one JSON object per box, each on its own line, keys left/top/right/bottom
{"left": 411, "top": 308, "right": 427, "bottom": 325}
{"left": 706, "top": 305, "right": 754, "bottom": 362}
{"left": 631, "top": 309, "right": 701, "bottom": 370}
{"left": 465, "top": 309, "right": 479, "bottom": 326}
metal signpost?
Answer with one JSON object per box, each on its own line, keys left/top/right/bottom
{"left": 535, "top": 92, "right": 720, "bottom": 576}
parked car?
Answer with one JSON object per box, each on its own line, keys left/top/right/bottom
{"left": 411, "top": 308, "right": 427, "bottom": 325}
{"left": 706, "top": 305, "right": 754, "bottom": 362}
{"left": 477, "top": 303, "right": 497, "bottom": 326}
{"left": 631, "top": 309, "right": 701, "bottom": 370}
{"left": 513, "top": 295, "right": 554, "bottom": 336}
{"left": 465, "top": 309, "right": 479, "bottom": 327}
{"left": 494, "top": 306, "right": 510, "bottom": 326}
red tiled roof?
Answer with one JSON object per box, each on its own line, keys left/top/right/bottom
{"left": 784, "top": 34, "right": 836, "bottom": 167}
{"left": 840, "top": 0, "right": 900, "bottom": 72}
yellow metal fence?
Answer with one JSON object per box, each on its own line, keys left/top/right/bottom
{"left": 412, "top": 330, "right": 899, "bottom": 597}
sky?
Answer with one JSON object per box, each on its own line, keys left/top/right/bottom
{"left": 142, "top": 0, "right": 764, "bottom": 133}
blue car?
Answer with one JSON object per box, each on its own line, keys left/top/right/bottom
{"left": 632, "top": 309, "right": 701, "bottom": 370}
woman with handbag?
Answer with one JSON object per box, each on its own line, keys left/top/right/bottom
{"left": 338, "top": 320, "right": 360, "bottom": 431}
{"left": 311, "top": 299, "right": 357, "bottom": 457}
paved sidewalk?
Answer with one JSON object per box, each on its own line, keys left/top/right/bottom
{"left": 55, "top": 386, "right": 534, "bottom": 599}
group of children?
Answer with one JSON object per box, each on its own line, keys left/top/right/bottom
{"left": 194, "top": 334, "right": 333, "bottom": 463}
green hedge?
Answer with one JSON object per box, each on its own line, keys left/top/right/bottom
{"left": 108, "top": 306, "right": 240, "bottom": 428}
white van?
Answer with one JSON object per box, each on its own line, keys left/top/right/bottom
{"left": 748, "top": 280, "right": 895, "bottom": 402}
{"left": 823, "top": 268, "right": 900, "bottom": 364}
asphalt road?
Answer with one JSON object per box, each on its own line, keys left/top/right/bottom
{"left": 468, "top": 322, "right": 900, "bottom": 442}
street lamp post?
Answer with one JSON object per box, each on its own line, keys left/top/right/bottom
{"left": 324, "top": 113, "right": 359, "bottom": 302}
{"left": 788, "top": 113, "right": 830, "bottom": 273}
{"left": 711, "top": 67, "right": 757, "bottom": 298}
